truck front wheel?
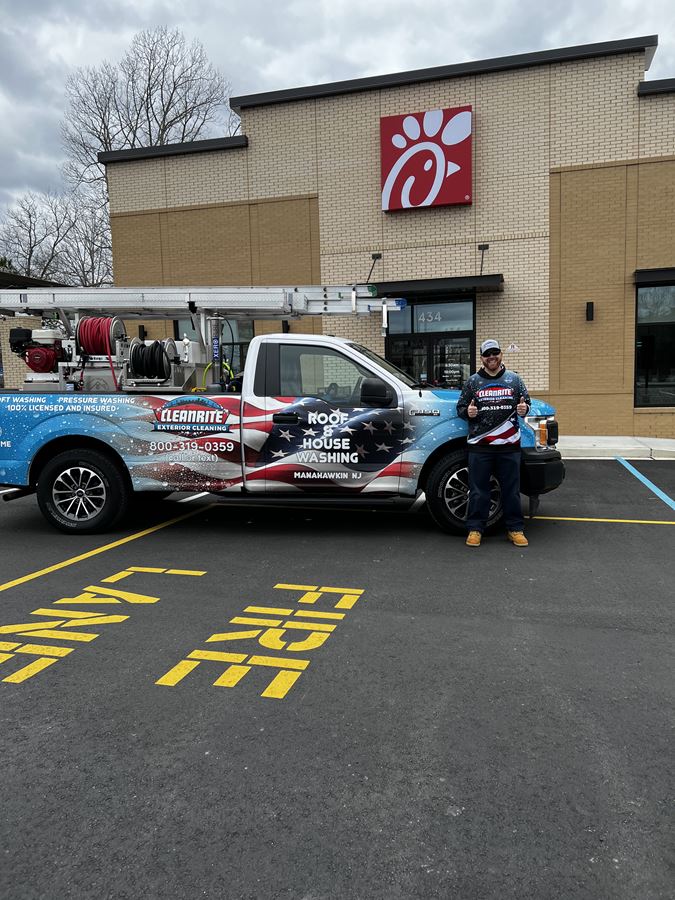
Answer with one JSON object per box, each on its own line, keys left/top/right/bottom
{"left": 37, "top": 449, "right": 130, "bottom": 534}
{"left": 426, "top": 450, "right": 503, "bottom": 534}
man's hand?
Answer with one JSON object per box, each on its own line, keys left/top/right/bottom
{"left": 468, "top": 398, "right": 478, "bottom": 419}
{"left": 517, "top": 395, "right": 528, "bottom": 416}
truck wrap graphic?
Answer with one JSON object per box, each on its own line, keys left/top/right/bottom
{"left": 0, "top": 389, "right": 547, "bottom": 496}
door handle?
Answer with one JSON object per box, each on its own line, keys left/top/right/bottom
{"left": 272, "top": 413, "right": 300, "bottom": 424}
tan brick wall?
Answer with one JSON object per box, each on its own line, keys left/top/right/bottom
{"left": 111, "top": 196, "right": 320, "bottom": 287}
{"left": 0, "top": 317, "right": 41, "bottom": 390}
{"left": 549, "top": 156, "right": 675, "bottom": 437}
{"left": 639, "top": 93, "right": 675, "bottom": 158}
{"left": 321, "top": 313, "right": 385, "bottom": 357}
{"left": 244, "top": 100, "right": 318, "bottom": 200}
{"left": 106, "top": 149, "right": 249, "bottom": 214}
{"left": 636, "top": 159, "right": 675, "bottom": 268}
{"left": 107, "top": 159, "right": 167, "bottom": 214}
{"left": 550, "top": 54, "right": 643, "bottom": 167}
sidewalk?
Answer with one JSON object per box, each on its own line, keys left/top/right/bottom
{"left": 557, "top": 436, "right": 675, "bottom": 459}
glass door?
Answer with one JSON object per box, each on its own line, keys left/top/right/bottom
{"left": 431, "top": 336, "right": 472, "bottom": 387}
{"left": 385, "top": 297, "right": 475, "bottom": 388}
{"left": 385, "top": 336, "right": 428, "bottom": 382}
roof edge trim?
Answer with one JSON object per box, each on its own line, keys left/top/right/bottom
{"left": 638, "top": 78, "right": 675, "bottom": 95}
{"left": 231, "top": 36, "right": 658, "bottom": 111}
{"left": 98, "top": 136, "right": 248, "bottom": 165}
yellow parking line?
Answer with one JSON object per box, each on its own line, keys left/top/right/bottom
{"left": 0, "top": 506, "right": 212, "bottom": 594}
{"left": 533, "top": 515, "right": 675, "bottom": 525}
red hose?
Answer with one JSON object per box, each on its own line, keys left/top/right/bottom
{"left": 77, "top": 316, "right": 119, "bottom": 390}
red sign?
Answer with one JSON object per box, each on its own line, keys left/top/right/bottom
{"left": 380, "top": 106, "right": 472, "bottom": 212}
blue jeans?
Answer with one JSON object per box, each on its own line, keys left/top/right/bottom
{"left": 466, "top": 450, "right": 524, "bottom": 533}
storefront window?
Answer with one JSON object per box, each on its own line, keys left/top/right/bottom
{"left": 386, "top": 298, "right": 474, "bottom": 388}
{"left": 412, "top": 301, "right": 473, "bottom": 333}
{"left": 635, "top": 286, "right": 675, "bottom": 407}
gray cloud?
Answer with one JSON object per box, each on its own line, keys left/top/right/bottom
{"left": 1, "top": 0, "right": 674, "bottom": 211}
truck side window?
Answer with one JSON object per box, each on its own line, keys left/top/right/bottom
{"left": 279, "top": 345, "right": 373, "bottom": 404}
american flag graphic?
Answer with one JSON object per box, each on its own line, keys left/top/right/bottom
{"left": 468, "top": 417, "right": 519, "bottom": 446}
{"left": 99, "top": 394, "right": 418, "bottom": 494}
{"left": 253, "top": 397, "right": 410, "bottom": 493}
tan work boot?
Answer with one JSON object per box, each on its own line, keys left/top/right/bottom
{"left": 466, "top": 530, "right": 482, "bottom": 547}
{"left": 507, "top": 531, "right": 529, "bottom": 547}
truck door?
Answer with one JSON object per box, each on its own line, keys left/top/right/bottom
{"left": 257, "top": 341, "right": 404, "bottom": 494}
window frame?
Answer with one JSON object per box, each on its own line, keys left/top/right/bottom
{"left": 634, "top": 282, "right": 675, "bottom": 409}
{"left": 384, "top": 295, "right": 476, "bottom": 386}
{"left": 277, "top": 342, "right": 390, "bottom": 407}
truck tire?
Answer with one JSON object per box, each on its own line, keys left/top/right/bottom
{"left": 37, "top": 449, "right": 131, "bottom": 534}
{"left": 426, "top": 449, "right": 503, "bottom": 534}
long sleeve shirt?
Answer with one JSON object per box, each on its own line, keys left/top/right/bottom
{"left": 456, "top": 366, "right": 530, "bottom": 452}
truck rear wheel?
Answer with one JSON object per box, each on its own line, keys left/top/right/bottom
{"left": 426, "top": 450, "right": 503, "bottom": 534}
{"left": 37, "top": 449, "right": 130, "bottom": 534}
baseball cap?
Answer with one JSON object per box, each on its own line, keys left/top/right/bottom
{"left": 480, "top": 339, "right": 501, "bottom": 355}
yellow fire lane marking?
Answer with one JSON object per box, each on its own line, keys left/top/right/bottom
{"left": 15, "top": 644, "right": 74, "bottom": 658}
{"left": 165, "top": 569, "right": 207, "bottom": 576}
{"left": 533, "top": 515, "right": 675, "bottom": 525}
{"left": 100, "top": 571, "right": 136, "bottom": 583}
{"left": 244, "top": 606, "right": 294, "bottom": 616}
{"left": 0, "top": 506, "right": 211, "bottom": 594}
{"left": 155, "top": 660, "right": 199, "bottom": 686}
{"left": 294, "top": 610, "right": 346, "bottom": 620}
{"left": 3, "top": 658, "right": 59, "bottom": 683}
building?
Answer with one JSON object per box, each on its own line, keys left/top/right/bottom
{"left": 101, "top": 35, "right": 675, "bottom": 436}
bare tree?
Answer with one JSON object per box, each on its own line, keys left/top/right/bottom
{"left": 62, "top": 26, "right": 236, "bottom": 187}
{"left": 58, "top": 190, "right": 113, "bottom": 286}
{"left": 1, "top": 27, "right": 235, "bottom": 285}
{"left": 0, "top": 192, "right": 74, "bottom": 280}
{"left": 0, "top": 188, "right": 112, "bottom": 286}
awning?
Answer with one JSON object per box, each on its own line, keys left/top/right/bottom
{"left": 635, "top": 268, "right": 675, "bottom": 286}
{"left": 372, "top": 274, "right": 504, "bottom": 298}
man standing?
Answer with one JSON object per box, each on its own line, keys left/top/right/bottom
{"left": 457, "top": 339, "right": 530, "bottom": 547}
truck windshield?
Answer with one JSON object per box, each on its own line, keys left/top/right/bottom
{"left": 348, "top": 343, "right": 417, "bottom": 388}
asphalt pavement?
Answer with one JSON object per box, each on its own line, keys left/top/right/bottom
{"left": 0, "top": 459, "right": 673, "bottom": 900}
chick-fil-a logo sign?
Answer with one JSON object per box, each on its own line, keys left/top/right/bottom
{"left": 380, "top": 106, "right": 472, "bottom": 212}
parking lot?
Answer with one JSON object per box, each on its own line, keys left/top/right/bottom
{"left": 0, "top": 459, "right": 673, "bottom": 900}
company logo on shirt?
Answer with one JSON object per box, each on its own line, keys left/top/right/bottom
{"left": 476, "top": 387, "right": 512, "bottom": 400}
{"left": 380, "top": 106, "right": 472, "bottom": 212}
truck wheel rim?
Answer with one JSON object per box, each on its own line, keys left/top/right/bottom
{"left": 444, "top": 468, "right": 501, "bottom": 521}
{"left": 52, "top": 466, "right": 106, "bottom": 522}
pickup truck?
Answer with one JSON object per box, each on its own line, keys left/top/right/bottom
{"left": 0, "top": 332, "right": 564, "bottom": 533}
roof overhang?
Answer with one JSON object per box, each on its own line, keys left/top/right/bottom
{"left": 372, "top": 274, "right": 504, "bottom": 298}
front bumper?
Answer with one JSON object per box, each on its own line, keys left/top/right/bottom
{"left": 520, "top": 447, "right": 565, "bottom": 496}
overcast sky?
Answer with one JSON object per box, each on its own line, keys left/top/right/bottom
{"left": 1, "top": 0, "right": 674, "bottom": 209}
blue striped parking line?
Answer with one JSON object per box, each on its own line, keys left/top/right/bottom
{"left": 616, "top": 457, "right": 675, "bottom": 512}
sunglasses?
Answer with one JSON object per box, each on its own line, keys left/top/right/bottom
{"left": 482, "top": 349, "right": 501, "bottom": 357}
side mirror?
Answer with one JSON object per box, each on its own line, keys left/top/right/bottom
{"left": 360, "top": 377, "right": 394, "bottom": 407}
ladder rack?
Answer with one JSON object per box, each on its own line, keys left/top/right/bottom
{"left": 0, "top": 284, "right": 406, "bottom": 320}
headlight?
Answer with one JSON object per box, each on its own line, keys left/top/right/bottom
{"left": 525, "top": 415, "right": 558, "bottom": 448}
